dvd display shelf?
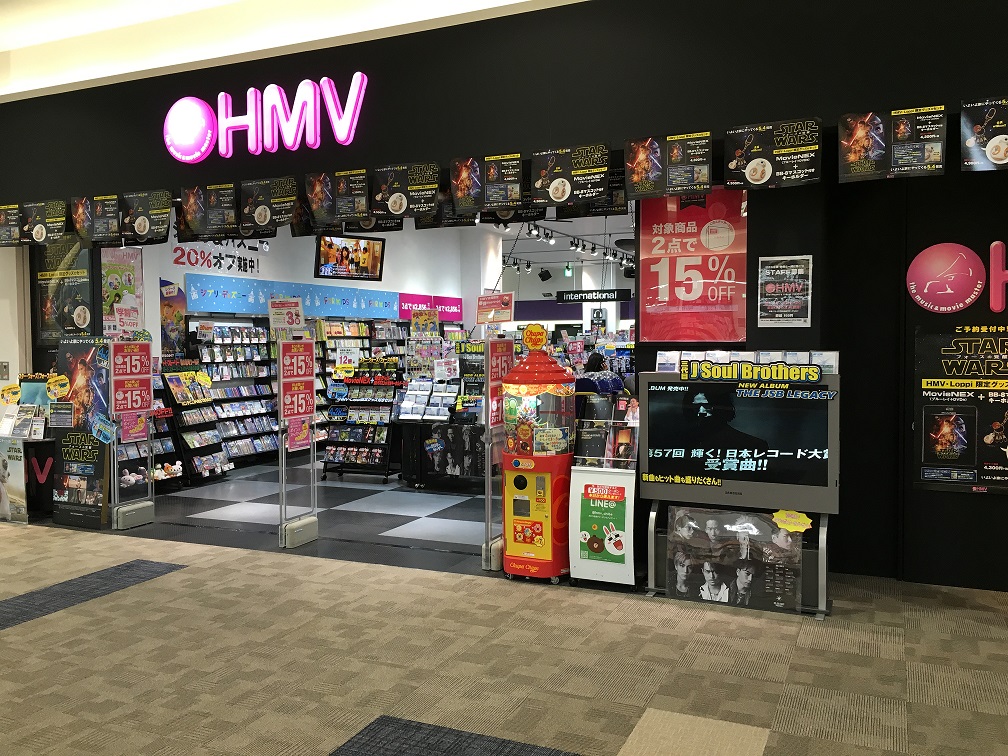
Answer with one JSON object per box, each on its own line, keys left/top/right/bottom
{"left": 115, "top": 375, "right": 186, "bottom": 495}
{"left": 161, "top": 369, "right": 233, "bottom": 482}
{"left": 322, "top": 357, "right": 403, "bottom": 484}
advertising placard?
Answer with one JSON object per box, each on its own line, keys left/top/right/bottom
{"left": 625, "top": 132, "right": 712, "bottom": 199}
{"left": 286, "top": 415, "right": 312, "bottom": 452}
{"left": 410, "top": 308, "right": 440, "bottom": 337}
{"left": 839, "top": 106, "right": 946, "bottom": 181}
{"left": 111, "top": 341, "right": 152, "bottom": 379}
{"left": 912, "top": 324, "right": 1008, "bottom": 493}
{"left": 370, "top": 163, "right": 439, "bottom": 217}
{"left": 111, "top": 377, "right": 153, "bottom": 415}
{"left": 20, "top": 199, "right": 67, "bottom": 244}
{"left": 568, "top": 467, "right": 636, "bottom": 585}
{"left": 667, "top": 506, "right": 804, "bottom": 612}
{"left": 0, "top": 438, "right": 28, "bottom": 524}
{"left": 101, "top": 247, "right": 144, "bottom": 340}
{"left": 962, "top": 99, "right": 1008, "bottom": 171}
{"left": 487, "top": 338, "right": 515, "bottom": 428}
{"left": 306, "top": 169, "right": 370, "bottom": 224}
{"left": 110, "top": 341, "right": 153, "bottom": 415}
{"left": 268, "top": 296, "right": 305, "bottom": 334}
{"left": 34, "top": 240, "right": 93, "bottom": 345}
{"left": 725, "top": 119, "right": 822, "bottom": 189}
{"left": 0, "top": 203, "right": 21, "bottom": 246}
{"left": 178, "top": 183, "right": 238, "bottom": 240}
{"left": 238, "top": 176, "right": 297, "bottom": 238}
{"left": 757, "top": 256, "right": 812, "bottom": 328}
{"left": 70, "top": 195, "right": 119, "bottom": 243}
{"left": 530, "top": 144, "right": 610, "bottom": 206}
{"left": 120, "top": 190, "right": 172, "bottom": 244}
{"left": 639, "top": 189, "right": 747, "bottom": 342}
{"left": 279, "top": 340, "right": 316, "bottom": 421}
{"left": 476, "top": 293, "right": 514, "bottom": 325}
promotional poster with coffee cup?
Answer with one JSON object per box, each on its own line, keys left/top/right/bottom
{"left": 962, "top": 99, "right": 1008, "bottom": 171}
{"left": 239, "top": 176, "right": 297, "bottom": 238}
{"left": 120, "top": 190, "right": 172, "bottom": 244}
{"left": 556, "top": 166, "right": 628, "bottom": 219}
{"left": 725, "top": 119, "right": 822, "bottom": 190}
{"left": 20, "top": 199, "right": 68, "bottom": 245}
{"left": 370, "top": 163, "right": 439, "bottom": 217}
{"left": 531, "top": 144, "right": 610, "bottom": 206}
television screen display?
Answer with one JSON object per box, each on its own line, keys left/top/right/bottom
{"left": 315, "top": 235, "right": 385, "bottom": 281}
{"left": 638, "top": 370, "right": 840, "bottom": 514}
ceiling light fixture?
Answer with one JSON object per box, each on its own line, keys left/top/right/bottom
{"left": 564, "top": 262, "right": 573, "bottom": 277}
{"left": 538, "top": 267, "right": 552, "bottom": 282}
{"left": 525, "top": 260, "right": 532, "bottom": 273}
{"left": 591, "top": 244, "right": 598, "bottom": 256}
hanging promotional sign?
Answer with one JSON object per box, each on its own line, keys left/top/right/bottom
{"left": 69, "top": 195, "right": 119, "bottom": 243}
{"left": 0, "top": 203, "right": 21, "bottom": 246}
{"left": 962, "top": 99, "right": 1008, "bottom": 171}
{"left": 101, "top": 247, "right": 144, "bottom": 340}
{"left": 476, "top": 293, "right": 514, "bottom": 324}
{"left": 178, "top": 183, "right": 238, "bottom": 240}
{"left": 531, "top": 144, "right": 610, "bottom": 206}
{"left": 757, "top": 256, "right": 812, "bottom": 328}
{"left": 238, "top": 176, "right": 297, "bottom": 237}
{"left": 20, "top": 199, "right": 67, "bottom": 244}
{"left": 487, "top": 338, "right": 515, "bottom": 428}
{"left": 639, "top": 188, "right": 747, "bottom": 342}
{"left": 725, "top": 118, "right": 822, "bottom": 189}
{"left": 306, "top": 169, "right": 370, "bottom": 224}
{"left": 120, "top": 190, "right": 173, "bottom": 244}
{"left": 268, "top": 296, "right": 305, "bottom": 334}
{"left": 625, "top": 132, "right": 713, "bottom": 199}
{"left": 370, "top": 163, "right": 439, "bottom": 217}
{"left": 839, "top": 106, "right": 946, "bottom": 181}
{"left": 451, "top": 153, "right": 523, "bottom": 214}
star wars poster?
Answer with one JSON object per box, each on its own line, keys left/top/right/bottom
{"left": 839, "top": 106, "right": 945, "bottom": 181}
{"left": 238, "top": 176, "right": 297, "bottom": 238}
{"left": 914, "top": 325, "right": 1008, "bottom": 493}
{"left": 625, "top": 132, "right": 712, "bottom": 199}
{"left": 178, "top": 183, "right": 238, "bottom": 240}
{"left": 52, "top": 339, "right": 111, "bottom": 529}
{"left": 305, "top": 169, "right": 370, "bottom": 224}
{"left": 33, "top": 240, "right": 94, "bottom": 345}
{"left": 0, "top": 439, "right": 28, "bottom": 524}
{"left": 961, "top": 98, "right": 1008, "bottom": 171}
{"left": 667, "top": 506, "right": 803, "bottom": 612}
{"left": 725, "top": 119, "right": 821, "bottom": 190}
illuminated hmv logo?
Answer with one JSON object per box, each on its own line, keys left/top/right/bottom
{"left": 163, "top": 72, "right": 368, "bottom": 164}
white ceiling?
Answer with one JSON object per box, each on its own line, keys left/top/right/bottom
{"left": 496, "top": 209, "right": 636, "bottom": 265}
{"left": 0, "top": 0, "right": 583, "bottom": 102}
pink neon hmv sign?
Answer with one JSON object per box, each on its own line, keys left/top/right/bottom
{"left": 163, "top": 72, "right": 368, "bottom": 164}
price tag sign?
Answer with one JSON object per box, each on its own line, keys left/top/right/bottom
{"left": 110, "top": 341, "right": 152, "bottom": 378}
{"left": 112, "top": 376, "right": 153, "bottom": 414}
{"left": 279, "top": 340, "right": 315, "bottom": 421}
{"left": 110, "top": 341, "right": 153, "bottom": 415}
{"left": 487, "top": 338, "right": 515, "bottom": 428}
{"left": 268, "top": 296, "right": 305, "bottom": 334}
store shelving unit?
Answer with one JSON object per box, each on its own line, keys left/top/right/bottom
{"left": 161, "top": 368, "right": 231, "bottom": 482}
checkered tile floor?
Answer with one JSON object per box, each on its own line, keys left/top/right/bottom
{"left": 112, "top": 461, "right": 499, "bottom": 574}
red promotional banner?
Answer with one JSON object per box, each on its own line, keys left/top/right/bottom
{"left": 112, "top": 377, "right": 153, "bottom": 414}
{"left": 477, "top": 293, "right": 514, "bottom": 324}
{"left": 639, "top": 188, "right": 747, "bottom": 342}
{"left": 279, "top": 341, "right": 315, "bottom": 421}
{"left": 110, "top": 341, "right": 152, "bottom": 378}
{"left": 488, "top": 338, "right": 515, "bottom": 427}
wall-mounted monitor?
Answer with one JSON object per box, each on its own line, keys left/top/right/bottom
{"left": 314, "top": 234, "right": 385, "bottom": 281}
{"left": 638, "top": 369, "right": 840, "bottom": 514}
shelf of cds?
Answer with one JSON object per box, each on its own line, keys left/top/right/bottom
{"left": 161, "top": 365, "right": 233, "bottom": 480}
{"left": 322, "top": 355, "right": 403, "bottom": 484}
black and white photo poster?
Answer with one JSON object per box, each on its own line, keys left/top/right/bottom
{"left": 757, "top": 255, "right": 812, "bottom": 328}
{"left": 667, "top": 506, "right": 803, "bottom": 613}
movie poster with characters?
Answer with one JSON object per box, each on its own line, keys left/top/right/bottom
{"left": 0, "top": 438, "right": 28, "bottom": 523}
{"left": 725, "top": 118, "right": 822, "bottom": 190}
{"left": 159, "top": 278, "right": 187, "bottom": 360}
{"left": 306, "top": 169, "right": 370, "bottom": 225}
{"left": 913, "top": 325, "right": 1008, "bottom": 493}
{"left": 52, "top": 339, "right": 111, "bottom": 529}
{"left": 839, "top": 106, "right": 945, "bottom": 181}
{"left": 888, "top": 106, "right": 945, "bottom": 177}
{"left": 33, "top": 240, "right": 93, "bottom": 345}
{"left": 178, "top": 183, "right": 237, "bottom": 240}
{"left": 238, "top": 176, "right": 297, "bottom": 238}
{"left": 70, "top": 195, "right": 120, "bottom": 243}
{"left": 0, "top": 203, "right": 21, "bottom": 246}
{"left": 101, "top": 248, "right": 144, "bottom": 340}
{"left": 667, "top": 506, "right": 804, "bottom": 613}
{"left": 962, "top": 98, "right": 1008, "bottom": 171}
{"left": 625, "top": 132, "right": 712, "bottom": 199}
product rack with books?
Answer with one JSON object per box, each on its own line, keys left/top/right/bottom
{"left": 322, "top": 356, "right": 403, "bottom": 484}
{"left": 573, "top": 393, "right": 640, "bottom": 470}
{"left": 161, "top": 364, "right": 233, "bottom": 481}
{"left": 370, "top": 320, "right": 408, "bottom": 370}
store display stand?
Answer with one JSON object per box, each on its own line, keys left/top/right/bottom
{"left": 278, "top": 418, "right": 318, "bottom": 548}
{"left": 110, "top": 417, "right": 154, "bottom": 530}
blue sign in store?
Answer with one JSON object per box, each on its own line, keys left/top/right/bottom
{"left": 185, "top": 274, "right": 399, "bottom": 319}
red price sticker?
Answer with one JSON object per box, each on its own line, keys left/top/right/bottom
{"left": 111, "top": 342, "right": 153, "bottom": 378}
{"left": 112, "top": 377, "right": 153, "bottom": 414}
{"left": 280, "top": 379, "right": 315, "bottom": 420}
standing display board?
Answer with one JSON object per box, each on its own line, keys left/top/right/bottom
{"left": 268, "top": 296, "right": 305, "bottom": 337}
{"left": 110, "top": 342, "right": 153, "bottom": 414}
{"left": 568, "top": 467, "right": 636, "bottom": 585}
{"left": 279, "top": 340, "right": 316, "bottom": 421}
{"left": 277, "top": 339, "right": 318, "bottom": 548}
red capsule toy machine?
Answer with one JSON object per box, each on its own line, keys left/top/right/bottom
{"left": 501, "top": 324, "right": 576, "bottom": 583}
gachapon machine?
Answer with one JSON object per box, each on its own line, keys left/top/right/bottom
{"left": 501, "top": 324, "right": 576, "bottom": 583}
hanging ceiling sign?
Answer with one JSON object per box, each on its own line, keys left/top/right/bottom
{"left": 163, "top": 72, "right": 368, "bottom": 164}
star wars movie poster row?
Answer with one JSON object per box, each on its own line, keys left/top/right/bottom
{"left": 839, "top": 106, "right": 946, "bottom": 182}
{"left": 914, "top": 325, "right": 1008, "bottom": 494}
{"left": 667, "top": 506, "right": 803, "bottom": 612}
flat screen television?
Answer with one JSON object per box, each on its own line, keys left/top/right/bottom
{"left": 314, "top": 234, "right": 385, "bottom": 281}
{"left": 638, "top": 370, "right": 840, "bottom": 514}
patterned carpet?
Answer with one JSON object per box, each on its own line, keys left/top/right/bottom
{"left": 0, "top": 525, "right": 1006, "bottom": 755}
